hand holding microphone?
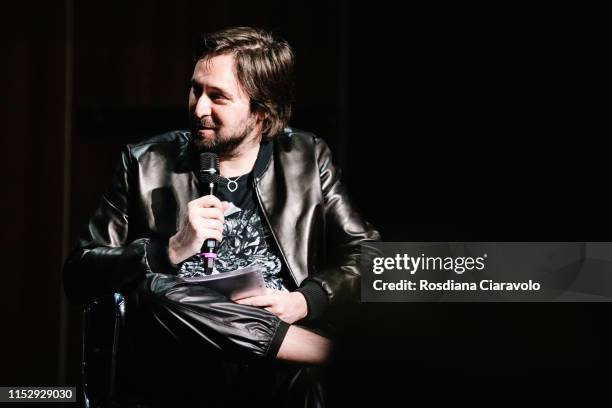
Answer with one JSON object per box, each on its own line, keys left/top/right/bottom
{"left": 168, "top": 153, "right": 228, "bottom": 269}
{"left": 167, "top": 195, "right": 229, "bottom": 266}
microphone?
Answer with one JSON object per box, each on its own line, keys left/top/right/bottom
{"left": 199, "top": 152, "right": 221, "bottom": 274}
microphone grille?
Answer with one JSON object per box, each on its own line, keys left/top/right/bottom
{"left": 202, "top": 172, "right": 223, "bottom": 184}
{"left": 200, "top": 153, "right": 219, "bottom": 172}
{"left": 199, "top": 153, "right": 221, "bottom": 185}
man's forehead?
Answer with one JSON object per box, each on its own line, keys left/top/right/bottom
{"left": 192, "top": 54, "right": 241, "bottom": 90}
{"left": 191, "top": 54, "right": 252, "bottom": 101}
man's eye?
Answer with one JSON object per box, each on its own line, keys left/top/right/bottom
{"left": 191, "top": 86, "right": 203, "bottom": 96}
{"left": 211, "top": 94, "right": 226, "bottom": 100}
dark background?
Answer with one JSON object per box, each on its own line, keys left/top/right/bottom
{"left": 2, "top": 0, "right": 609, "bottom": 404}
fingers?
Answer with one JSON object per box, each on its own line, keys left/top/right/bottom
{"left": 171, "top": 197, "right": 230, "bottom": 261}
{"left": 186, "top": 207, "right": 224, "bottom": 242}
{"left": 200, "top": 218, "right": 223, "bottom": 232}
{"left": 192, "top": 208, "right": 225, "bottom": 226}
{"left": 235, "top": 289, "right": 280, "bottom": 306}
{"left": 189, "top": 198, "right": 230, "bottom": 222}
{"left": 236, "top": 295, "right": 274, "bottom": 307}
{"left": 236, "top": 292, "right": 302, "bottom": 324}
{"left": 199, "top": 228, "right": 223, "bottom": 243}
{"left": 190, "top": 195, "right": 230, "bottom": 212}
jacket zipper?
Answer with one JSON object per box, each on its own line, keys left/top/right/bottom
{"left": 253, "top": 178, "right": 298, "bottom": 286}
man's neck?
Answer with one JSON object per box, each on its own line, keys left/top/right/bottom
{"left": 219, "top": 135, "right": 261, "bottom": 178}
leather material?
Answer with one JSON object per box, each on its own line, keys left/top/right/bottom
{"left": 134, "top": 273, "right": 289, "bottom": 361}
{"left": 64, "top": 128, "right": 381, "bottom": 314}
{"left": 64, "top": 127, "right": 379, "bottom": 405}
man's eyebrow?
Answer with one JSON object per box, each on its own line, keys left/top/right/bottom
{"left": 190, "top": 79, "right": 232, "bottom": 96}
{"left": 208, "top": 85, "right": 233, "bottom": 96}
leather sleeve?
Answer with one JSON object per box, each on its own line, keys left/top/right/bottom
{"left": 62, "top": 146, "right": 178, "bottom": 304}
{"left": 307, "top": 137, "right": 382, "bottom": 314}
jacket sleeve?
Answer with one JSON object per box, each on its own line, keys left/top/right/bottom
{"left": 299, "top": 137, "right": 382, "bottom": 319}
{"left": 63, "top": 145, "right": 178, "bottom": 304}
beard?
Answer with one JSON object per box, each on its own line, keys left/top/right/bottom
{"left": 190, "top": 114, "right": 258, "bottom": 158}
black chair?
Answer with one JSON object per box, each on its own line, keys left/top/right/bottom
{"left": 82, "top": 293, "right": 127, "bottom": 408}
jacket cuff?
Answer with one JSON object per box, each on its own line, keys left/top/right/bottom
{"left": 295, "top": 280, "right": 329, "bottom": 321}
{"left": 145, "top": 238, "right": 180, "bottom": 275}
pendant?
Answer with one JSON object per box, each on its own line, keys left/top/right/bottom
{"left": 227, "top": 179, "right": 238, "bottom": 192}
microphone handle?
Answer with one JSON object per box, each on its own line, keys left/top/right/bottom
{"left": 201, "top": 181, "right": 217, "bottom": 273}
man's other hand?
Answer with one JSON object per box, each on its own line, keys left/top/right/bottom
{"left": 236, "top": 289, "right": 308, "bottom": 324}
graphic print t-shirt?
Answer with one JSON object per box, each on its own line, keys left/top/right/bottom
{"left": 177, "top": 142, "right": 290, "bottom": 291}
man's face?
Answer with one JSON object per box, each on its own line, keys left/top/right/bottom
{"left": 188, "top": 54, "right": 260, "bottom": 155}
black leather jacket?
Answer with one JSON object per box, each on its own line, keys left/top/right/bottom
{"left": 63, "top": 128, "right": 381, "bottom": 321}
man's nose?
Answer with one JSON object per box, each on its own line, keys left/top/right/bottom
{"left": 195, "top": 94, "right": 212, "bottom": 117}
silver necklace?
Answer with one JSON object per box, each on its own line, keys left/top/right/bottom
{"left": 226, "top": 175, "right": 242, "bottom": 192}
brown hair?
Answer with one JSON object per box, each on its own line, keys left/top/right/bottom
{"left": 197, "top": 27, "right": 295, "bottom": 140}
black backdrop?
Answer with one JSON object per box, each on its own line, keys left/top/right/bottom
{"left": 2, "top": 0, "right": 609, "bottom": 404}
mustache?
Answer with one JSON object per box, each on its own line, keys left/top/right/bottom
{"left": 192, "top": 116, "right": 217, "bottom": 129}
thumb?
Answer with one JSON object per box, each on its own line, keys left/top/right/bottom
{"left": 222, "top": 201, "right": 231, "bottom": 211}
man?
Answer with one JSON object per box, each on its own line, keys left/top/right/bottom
{"left": 64, "top": 27, "right": 380, "bottom": 406}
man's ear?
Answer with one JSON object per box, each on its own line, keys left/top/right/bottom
{"left": 255, "top": 111, "right": 268, "bottom": 134}
{"left": 255, "top": 110, "right": 267, "bottom": 124}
